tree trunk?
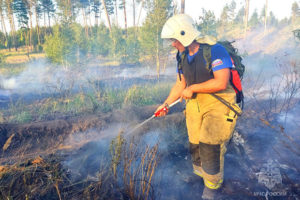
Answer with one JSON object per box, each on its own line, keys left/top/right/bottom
{"left": 101, "top": 0, "right": 112, "bottom": 32}
{"left": 35, "top": 6, "right": 41, "bottom": 46}
{"left": 29, "top": 19, "right": 33, "bottom": 51}
{"left": 132, "top": 0, "right": 135, "bottom": 27}
{"left": 264, "top": 0, "right": 268, "bottom": 35}
{"left": 25, "top": 28, "right": 30, "bottom": 57}
{"left": 88, "top": 6, "right": 92, "bottom": 34}
{"left": 68, "top": 0, "right": 72, "bottom": 18}
{"left": 44, "top": 12, "right": 46, "bottom": 27}
{"left": 5, "top": 0, "right": 17, "bottom": 50}
{"left": 0, "top": 8, "right": 8, "bottom": 38}
{"left": 95, "top": 11, "right": 99, "bottom": 26}
{"left": 137, "top": 0, "right": 144, "bottom": 27}
{"left": 114, "top": 0, "right": 118, "bottom": 26}
{"left": 28, "top": 1, "right": 33, "bottom": 51}
{"left": 244, "top": 0, "right": 249, "bottom": 37}
{"left": 48, "top": 11, "right": 51, "bottom": 27}
{"left": 82, "top": 8, "right": 89, "bottom": 37}
{"left": 156, "top": 27, "right": 160, "bottom": 79}
{"left": 94, "top": 0, "right": 100, "bottom": 26}
{"left": 181, "top": 0, "right": 185, "bottom": 14}
{"left": 123, "top": 0, "right": 127, "bottom": 36}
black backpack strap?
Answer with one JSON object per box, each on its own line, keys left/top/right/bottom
{"left": 202, "top": 44, "right": 212, "bottom": 71}
{"left": 176, "top": 51, "right": 182, "bottom": 81}
{"left": 210, "top": 93, "right": 242, "bottom": 116}
{"left": 176, "top": 49, "right": 188, "bottom": 81}
{"left": 203, "top": 43, "right": 243, "bottom": 112}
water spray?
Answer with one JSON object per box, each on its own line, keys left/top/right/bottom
{"left": 127, "top": 99, "right": 181, "bottom": 134}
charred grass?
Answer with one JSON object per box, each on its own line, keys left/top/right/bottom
{"left": 0, "top": 154, "right": 121, "bottom": 200}
{"left": 0, "top": 80, "right": 175, "bottom": 200}
{"left": 1, "top": 57, "right": 300, "bottom": 199}
{"left": 0, "top": 123, "right": 165, "bottom": 200}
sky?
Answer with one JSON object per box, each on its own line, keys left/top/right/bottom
{"left": 182, "top": 0, "right": 299, "bottom": 21}
{"left": 122, "top": 0, "right": 299, "bottom": 27}
{"left": 1, "top": 0, "right": 299, "bottom": 32}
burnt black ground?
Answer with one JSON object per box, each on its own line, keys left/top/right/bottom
{"left": 0, "top": 102, "right": 300, "bottom": 199}
{"left": 0, "top": 61, "right": 299, "bottom": 199}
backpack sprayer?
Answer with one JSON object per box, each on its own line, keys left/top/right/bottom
{"left": 127, "top": 99, "right": 181, "bottom": 134}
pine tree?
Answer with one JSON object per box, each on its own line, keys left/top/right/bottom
{"left": 264, "top": 0, "right": 268, "bottom": 34}
{"left": 228, "top": 0, "right": 236, "bottom": 23}
{"left": 132, "top": 0, "right": 135, "bottom": 26}
{"left": 219, "top": 4, "right": 229, "bottom": 35}
{"left": 235, "top": 6, "right": 244, "bottom": 25}
{"left": 105, "top": 0, "right": 114, "bottom": 15}
{"left": 291, "top": 2, "right": 300, "bottom": 28}
{"left": 112, "top": 0, "right": 118, "bottom": 26}
{"left": 25, "top": 0, "right": 33, "bottom": 51}
{"left": 0, "top": 0, "right": 8, "bottom": 39}
{"left": 33, "top": 0, "right": 42, "bottom": 46}
{"left": 140, "top": 0, "right": 172, "bottom": 79}
{"left": 5, "top": 0, "right": 17, "bottom": 50}
{"left": 119, "top": 0, "right": 127, "bottom": 35}
{"left": 244, "top": 0, "right": 249, "bottom": 36}
{"left": 249, "top": 9, "right": 259, "bottom": 28}
{"left": 259, "top": 5, "right": 265, "bottom": 24}
{"left": 101, "top": 0, "right": 112, "bottom": 32}
{"left": 78, "top": 0, "right": 90, "bottom": 36}
{"left": 13, "top": 0, "right": 29, "bottom": 28}
{"left": 56, "top": 0, "right": 75, "bottom": 24}
{"left": 13, "top": 0, "right": 30, "bottom": 53}
{"left": 136, "top": 0, "right": 145, "bottom": 27}
{"left": 0, "top": 31, "right": 6, "bottom": 49}
{"left": 197, "top": 9, "right": 217, "bottom": 36}
{"left": 91, "top": 0, "right": 101, "bottom": 26}
{"left": 40, "top": 0, "right": 55, "bottom": 27}
{"left": 268, "top": 11, "right": 278, "bottom": 27}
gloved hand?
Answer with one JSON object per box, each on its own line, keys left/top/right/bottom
{"left": 154, "top": 103, "right": 169, "bottom": 117}
{"left": 181, "top": 87, "right": 193, "bottom": 100}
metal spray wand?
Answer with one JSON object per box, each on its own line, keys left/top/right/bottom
{"left": 127, "top": 99, "right": 181, "bottom": 134}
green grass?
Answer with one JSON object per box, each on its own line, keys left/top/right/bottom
{"left": 13, "top": 111, "right": 32, "bottom": 123}
{"left": 123, "top": 83, "right": 172, "bottom": 106}
{"left": 1, "top": 82, "right": 173, "bottom": 124}
{"left": 0, "top": 63, "right": 27, "bottom": 76}
{"left": 0, "top": 47, "right": 45, "bottom": 65}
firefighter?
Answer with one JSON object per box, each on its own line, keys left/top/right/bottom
{"left": 155, "top": 14, "right": 241, "bottom": 199}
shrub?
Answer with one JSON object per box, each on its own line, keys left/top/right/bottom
{"left": 13, "top": 111, "right": 32, "bottom": 123}
{"left": 0, "top": 53, "right": 5, "bottom": 65}
{"left": 43, "top": 25, "right": 77, "bottom": 66}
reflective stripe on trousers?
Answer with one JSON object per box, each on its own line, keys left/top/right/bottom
{"left": 204, "top": 178, "right": 223, "bottom": 189}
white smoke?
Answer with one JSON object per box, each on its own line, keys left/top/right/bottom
{"left": 1, "top": 77, "right": 17, "bottom": 89}
{"left": 0, "top": 59, "right": 177, "bottom": 97}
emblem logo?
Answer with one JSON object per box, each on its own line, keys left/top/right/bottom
{"left": 257, "top": 159, "right": 282, "bottom": 190}
{"left": 211, "top": 59, "right": 223, "bottom": 68}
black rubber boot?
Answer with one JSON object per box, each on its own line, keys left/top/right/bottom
{"left": 202, "top": 187, "right": 221, "bottom": 200}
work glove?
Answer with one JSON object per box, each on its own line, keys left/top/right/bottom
{"left": 154, "top": 103, "right": 169, "bottom": 117}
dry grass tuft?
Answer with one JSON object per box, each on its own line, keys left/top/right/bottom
{"left": 2, "top": 134, "right": 15, "bottom": 152}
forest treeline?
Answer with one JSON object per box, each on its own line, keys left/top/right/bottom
{"left": 0, "top": 0, "right": 299, "bottom": 69}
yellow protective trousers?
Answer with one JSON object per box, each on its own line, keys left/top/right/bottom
{"left": 185, "top": 91, "right": 240, "bottom": 189}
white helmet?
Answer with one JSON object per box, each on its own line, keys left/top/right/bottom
{"left": 161, "top": 14, "right": 201, "bottom": 47}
